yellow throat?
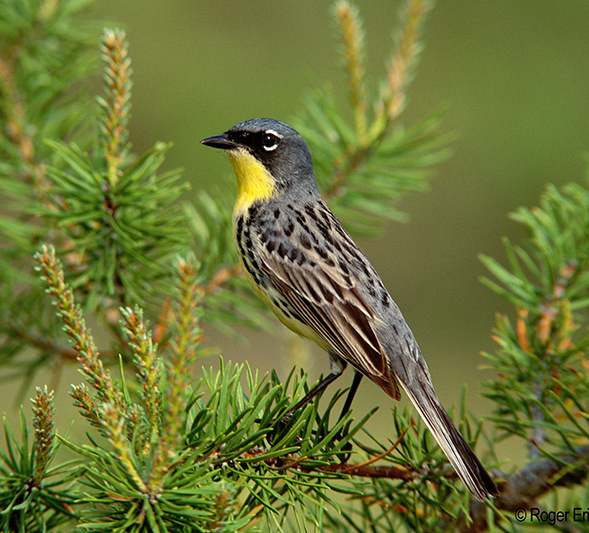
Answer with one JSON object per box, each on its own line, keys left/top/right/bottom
{"left": 227, "top": 148, "right": 276, "bottom": 215}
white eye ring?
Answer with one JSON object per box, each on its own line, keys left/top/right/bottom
{"left": 262, "top": 129, "right": 283, "bottom": 151}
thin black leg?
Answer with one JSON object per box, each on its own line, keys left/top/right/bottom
{"left": 279, "top": 370, "right": 343, "bottom": 426}
{"left": 337, "top": 371, "right": 363, "bottom": 423}
{"left": 332, "top": 372, "right": 363, "bottom": 462}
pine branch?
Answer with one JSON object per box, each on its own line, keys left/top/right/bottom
{"left": 1, "top": 322, "right": 79, "bottom": 363}
{"left": 0, "top": 47, "right": 46, "bottom": 189}
{"left": 335, "top": 1, "right": 368, "bottom": 141}
{"left": 378, "top": 0, "right": 431, "bottom": 128}
{"left": 294, "top": 0, "right": 449, "bottom": 236}
{"left": 30, "top": 386, "right": 56, "bottom": 486}
{"left": 0, "top": 0, "right": 101, "bottom": 387}
{"left": 41, "top": 29, "right": 189, "bottom": 311}
{"left": 34, "top": 245, "right": 124, "bottom": 415}
{"left": 481, "top": 183, "right": 588, "bottom": 465}
{"left": 0, "top": 0, "right": 96, "bottom": 231}
{"left": 477, "top": 181, "right": 589, "bottom": 530}
{"left": 0, "top": 387, "right": 77, "bottom": 532}
{"left": 120, "top": 306, "right": 161, "bottom": 433}
{"left": 456, "top": 445, "right": 589, "bottom": 532}
{"left": 98, "top": 29, "right": 132, "bottom": 186}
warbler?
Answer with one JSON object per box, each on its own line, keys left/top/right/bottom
{"left": 201, "top": 118, "right": 498, "bottom": 501}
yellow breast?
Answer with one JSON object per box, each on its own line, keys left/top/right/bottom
{"left": 227, "top": 148, "right": 276, "bottom": 215}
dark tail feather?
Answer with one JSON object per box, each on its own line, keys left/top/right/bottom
{"left": 399, "top": 380, "right": 498, "bottom": 501}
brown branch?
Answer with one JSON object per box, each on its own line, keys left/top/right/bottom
{"left": 310, "top": 462, "right": 416, "bottom": 480}
{"left": 273, "top": 428, "right": 409, "bottom": 474}
{"left": 202, "top": 264, "right": 243, "bottom": 296}
{"left": 456, "top": 445, "right": 589, "bottom": 532}
{"left": 4, "top": 323, "right": 79, "bottom": 362}
{"left": 269, "top": 443, "right": 588, "bottom": 529}
{"left": 221, "top": 439, "right": 588, "bottom": 531}
{"left": 382, "top": 0, "right": 430, "bottom": 123}
{"left": 0, "top": 53, "right": 46, "bottom": 189}
{"left": 150, "top": 263, "right": 242, "bottom": 346}
{"left": 219, "top": 441, "right": 419, "bottom": 482}
{"left": 514, "top": 259, "right": 582, "bottom": 460}
{"left": 323, "top": 145, "right": 371, "bottom": 203}
{"left": 339, "top": 427, "right": 408, "bottom": 474}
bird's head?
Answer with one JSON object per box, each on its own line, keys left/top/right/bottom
{"left": 201, "top": 118, "right": 317, "bottom": 213}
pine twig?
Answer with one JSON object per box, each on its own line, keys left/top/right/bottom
{"left": 380, "top": 0, "right": 431, "bottom": 125}
{"left": 202, "top": 264, "right": 243, "bottom": 297}
{"left": 34, "top": 245, "right": 124, "bottom": 420}
{"left": 99, "top": 28, "right": 132, "bottom": 186}
{"left": 0, "top": 54, "right": 45, "bottom": 188}
{"left": 4, "top": 323, "right": 79, "bottom": 363}
{"left": 456, "top": 445, "right": 589, "bottom": 532}
{"left": 30, "top": 386, "right": 56, "bottom": 486}
{"left": 335, "top": 1, "right": 368, "bottom": 141}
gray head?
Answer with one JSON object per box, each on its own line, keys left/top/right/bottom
{"left": 201, "top": 118, "right": 317, "bottom": 193}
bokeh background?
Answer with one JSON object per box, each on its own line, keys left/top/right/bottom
{"left": 5, "top": 1, "right": 589, "bottom": 466}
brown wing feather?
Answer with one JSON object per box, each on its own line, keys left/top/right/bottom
{"left": 254, "top": 203, "right": 401, "bottom": 400}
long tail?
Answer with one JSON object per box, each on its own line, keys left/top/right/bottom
{"left": 398, "top": 379, "right": 498, "bottom": 501}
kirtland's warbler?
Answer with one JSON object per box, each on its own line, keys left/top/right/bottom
{"left": 201, "top": 118, "right": 498, "bottom": 501}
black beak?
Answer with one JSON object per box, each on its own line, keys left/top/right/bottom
{"left": 200, "top": 133, "right": 237, "bottom": 150}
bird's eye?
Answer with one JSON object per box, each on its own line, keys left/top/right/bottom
{"left": 262, "top": 132, "right": 280, "bottom": 151}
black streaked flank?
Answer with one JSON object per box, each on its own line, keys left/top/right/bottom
{"left": 243, "top": 228, "right": 253, "bottom": 250}
{"left": 299, "top": 233, "right": 312, "bottom": 249}
{"left": 304, "top": 204, "right": 316, "bottom": 221}
{"left": 284, "top": 220, "right": 294, "bottom": 236}
{"left": 236, "top": 214, "right": 244, "bottom": 240}
{"left": 247, "top": 203, "right": 259, "bottom": 220}
{"left": 277, "top": 242, "right": 287, "bottom": 258}
{"left": 288, "top": 248, "right": 300, "bottom": 262}
{"left": 315, "top": 246, "right": 328, "bottom": 259}
{"left": 337, "top": 259, "right": 349, "bottom": 275}
{"left": 292, "top": 209, "right": 310, "bottom": 233}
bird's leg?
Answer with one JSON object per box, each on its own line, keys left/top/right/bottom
{"left": 332, "top": 371, "right": 363, "bottom": 462}
{"left": 337, "top": 371, "right": 363, "bottom": 423}
{"left": 277, "top": 355, "right": 345, "bottom": 427}
{"left": 280, "top": 369, "right": 361, "bottom": 461}
{"left": 271, "top": 358, "right": 361, "bottom": 462}
{"left": 278, "top": 370, "right": 343, "bottom": 427}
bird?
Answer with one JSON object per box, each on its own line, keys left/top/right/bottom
{"left": 201, "top": 117, "right": 498, "bottom": 501}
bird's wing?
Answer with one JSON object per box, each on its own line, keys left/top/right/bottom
{"left": 256, "top": 201, "right": 401, "bottom": 399}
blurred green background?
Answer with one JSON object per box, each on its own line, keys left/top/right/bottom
{"left": 5, "top": 1, "right": 589, "bottom": 465}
